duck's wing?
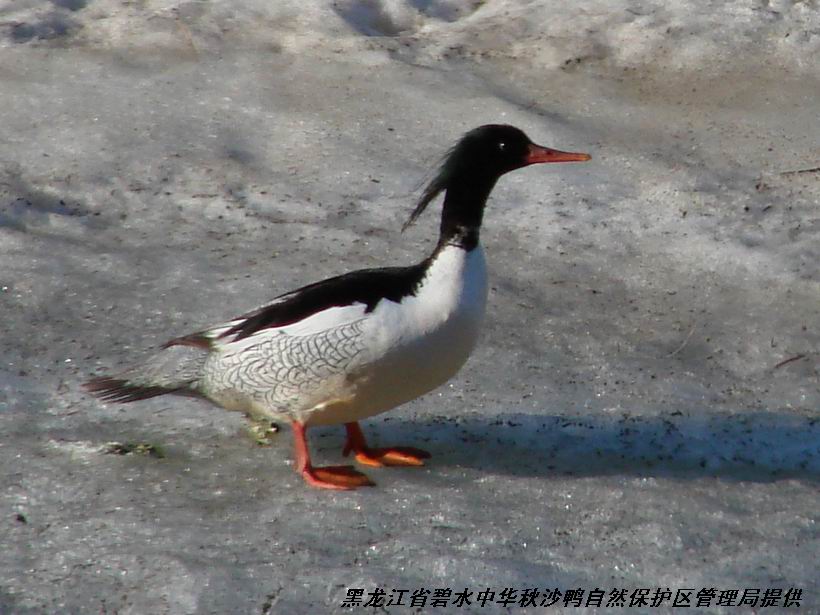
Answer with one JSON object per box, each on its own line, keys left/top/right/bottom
{"left": 166, "top": 262, "right": 429, "bottom": 350}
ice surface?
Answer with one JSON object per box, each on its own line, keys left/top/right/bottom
{"left": 0, "top": 0, "right": 818, "bottom": 613}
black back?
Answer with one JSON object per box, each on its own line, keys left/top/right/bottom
{"left": 223, "top": 261, "right": 430, "bottom": 341}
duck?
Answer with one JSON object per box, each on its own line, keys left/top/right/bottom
{"left": 85, "top": 124, "right": 590, "bottom": 490}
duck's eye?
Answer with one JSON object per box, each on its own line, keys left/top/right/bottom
{"left": 498, "top": 142, "right": 507, "bottom": 152}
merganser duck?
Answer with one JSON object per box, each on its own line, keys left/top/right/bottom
{"left": 85, "top": 124, "right": 590, "bottom": 490}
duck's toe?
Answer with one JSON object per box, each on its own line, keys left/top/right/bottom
{"left": 342, "top": 421, "right": 431, "bottom": 468}
{"left": 302, "top": 464, "right": 375, "bottom": 490}
{"left": 352, "top": 446, "right": 431, "bottom": 467}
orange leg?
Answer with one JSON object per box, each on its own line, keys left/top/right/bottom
{"left": 291, "top": 421, "right": 374, "bottom": 490}
{"left": 342, "top": 421, "right": 431, "bottom": 467}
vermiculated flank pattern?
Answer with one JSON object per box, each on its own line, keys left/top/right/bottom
{"left": 202, "top": 320, "right": 366, "bottom": 411}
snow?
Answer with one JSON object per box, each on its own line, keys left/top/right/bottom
{"left": 1, "top": 0, "right": 818, "bottom": 613}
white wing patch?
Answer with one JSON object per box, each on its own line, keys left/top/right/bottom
{"left": 205, "top": 302, "right": 370, "bottom": 352}
{"left": 275, "top": 303, "right": 369, "bottom": 337}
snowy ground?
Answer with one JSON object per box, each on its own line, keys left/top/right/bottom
{"left": 1, "top": 1, "right": 818, "bottom": 613}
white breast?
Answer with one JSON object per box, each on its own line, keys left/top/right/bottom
{"left": 305, "top": 244, "right": 489, "bottom": 425}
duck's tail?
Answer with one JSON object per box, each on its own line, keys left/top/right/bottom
{"left": 84, "top": 341, "right": 209, "bottom": 404}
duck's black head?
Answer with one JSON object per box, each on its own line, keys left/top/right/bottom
{"left": 404, "top": 124, "right": 590, "bottom": 236}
